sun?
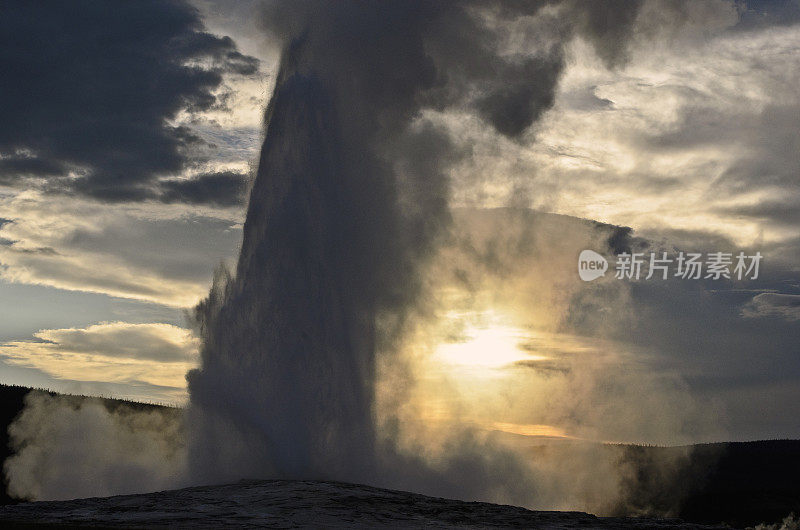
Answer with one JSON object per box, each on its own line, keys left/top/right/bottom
{"left": 433, "top": 312, "right": 546, "bottom": 371}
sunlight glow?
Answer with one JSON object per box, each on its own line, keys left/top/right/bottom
{"left": 491, "top": 422, "right": 572, "bottom": 439}
{"left": 433, "top": 316, "right": 547, "bottom": 370}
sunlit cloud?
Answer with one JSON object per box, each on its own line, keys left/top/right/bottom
{"left": 434, "top": 20, "right": 800, "bottom": 248}
{"left": 742, "top": 292, "right": 800, "bottom": 322}
{"left": 0, "top": 322, "right": 198, "bottom": 399}
{"left": 0, "top": 191, "right": 242, "bottom": 307}
{"left": 490, "top": 422, "right": 572, "bottom": 440}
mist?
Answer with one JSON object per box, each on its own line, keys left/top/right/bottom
{"left": 4, "top": 392, "right": 186, "bottom": 501}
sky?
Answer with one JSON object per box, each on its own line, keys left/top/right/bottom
{"left": 0, "top": 0, "right": 799, "bottom": 443}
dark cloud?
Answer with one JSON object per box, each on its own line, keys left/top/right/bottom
{"left": 564, "top": 0, "right": 644, "bottom": 68}
{"left": 0, "top": 0, "right": 258, "bottom": 203}
{"left": 420, "top": 1, "right": 563, "bottom": 139}
{"left": 716, "top": 105, "right": 800, "bottom": 192}
{"left": 0, "top": 156, "right": 65, "bottom": 184}
{"left": 159, "top": 171, "right": 250, "bottom": 207}
{"left": 512, "top": 358, "right": 571, "bottom": 374}
{"left": 734, "top": 0, "right": 800, "bottom": 30}
{"left": 440, "top": 0, "right": 646, "bottom": 139}
{"left": 475, "top": 54, "right": 565, "bottom": 137}
{"left": 565, "top": 223, "right": 800, "bottom": 438}
{"left": 715, "top": 198, "right": 800, "bottom": 228}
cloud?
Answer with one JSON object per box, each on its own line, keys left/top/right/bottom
{"left": 742, "top": 292, "right": 800, "bottom": 321}
{"left": 0, "top": 322, "right": 198, "bottom": 393}
{"left": 563, "top": 0, "right": 644, "bottom": 68}
{"left": 431, "top": 6, "right": 800, "bottom": 253}
{"left": 386, "top": 207, "right": 799, "bottom": 447}
{"left": 0, "top": 0, "right": 259, "bottom": 204}
{"left": 34, "top": 322, "right": 198, "bottom": 362}
{"left": 0, "top": 191, "right": 242, "bottom": 306}
{"left": 159, "top": 171, "right": 250, "bottom": 207}
{"left": 735, "top": 0, "right": 800, "bottom": 30}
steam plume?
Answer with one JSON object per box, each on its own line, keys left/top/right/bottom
{"left": 185, "top": 0, "right": 646, "bottom": 490}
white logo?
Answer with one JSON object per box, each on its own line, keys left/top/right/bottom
{"left": 578, "top": 250, "right": 608, "bottom": 282}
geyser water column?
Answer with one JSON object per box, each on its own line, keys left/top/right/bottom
{"left": 184, "top": 0, "right": 615, "bottom": 489}
{"left": 185, "top": 5, "right": 452, "bottom": 485}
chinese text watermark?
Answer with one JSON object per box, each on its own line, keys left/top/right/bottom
{"left": 578, "top": 251, "right": 762, "bottom": 282}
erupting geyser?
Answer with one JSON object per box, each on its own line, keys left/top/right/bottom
{"left": 186, "top": 4, "right": 454, "bottom": 485}
{"left": 185, "top": 0, "right": 634, "bottom": 492}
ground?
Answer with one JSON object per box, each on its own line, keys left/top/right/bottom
{"left": 0, "top": 479, "right": 730, "bottom": 529}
